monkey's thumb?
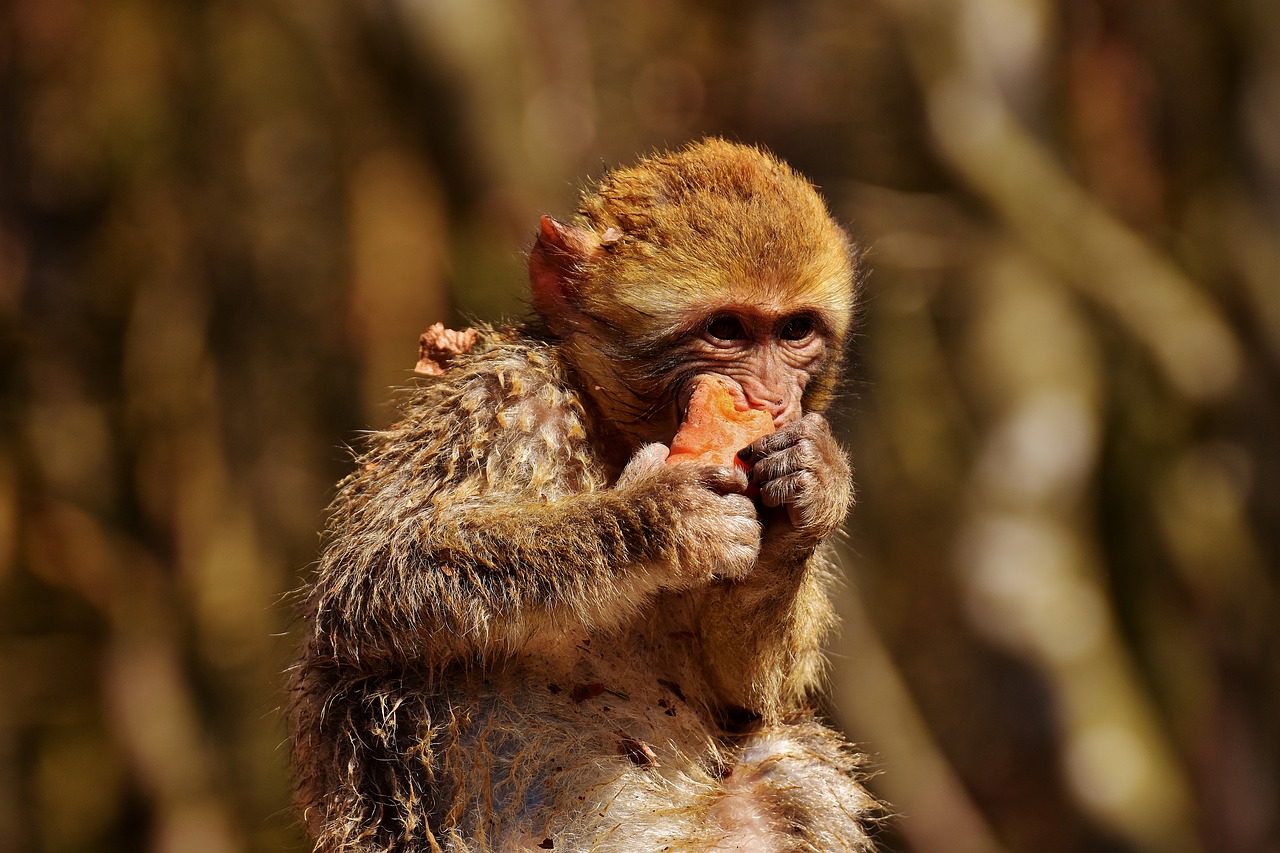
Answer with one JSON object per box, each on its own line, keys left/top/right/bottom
{"left": 617, "top": 443, "right": 670, "bottom": 486}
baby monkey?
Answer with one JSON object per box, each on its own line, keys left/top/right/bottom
{"left": 291, "top": 138, "right": 879, "bottom": 852}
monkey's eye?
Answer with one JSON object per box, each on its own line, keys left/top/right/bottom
{"left": 779, "top": 315, "right": 815, "bottom": 341}
{"left": 705, "top": 315, "right": 747, "bottom": 342}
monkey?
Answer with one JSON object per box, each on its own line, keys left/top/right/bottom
{"left": 289, "top": 138, "right": 880, "bottom": 852}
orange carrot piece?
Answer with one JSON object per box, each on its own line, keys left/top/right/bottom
{"left": 667, "top": 377, "right": 775, "bottom": 469}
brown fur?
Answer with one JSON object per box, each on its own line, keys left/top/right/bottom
{"left": 290, "top": 139, "right": 879, "bottom": 852}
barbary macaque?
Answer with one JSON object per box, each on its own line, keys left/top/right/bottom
{"left": 290, "top": 138, "right": 880, "bottom": 852}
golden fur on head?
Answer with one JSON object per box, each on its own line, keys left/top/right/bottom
{"left": 575, "top": 138, "right": 856, "bottom": 342}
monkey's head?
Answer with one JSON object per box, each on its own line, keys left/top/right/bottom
{"left": 529, "top": 138, "right": 858, "bottom": 450}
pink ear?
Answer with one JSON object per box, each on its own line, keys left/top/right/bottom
{"left": 529, "top": 215, "right": 599, "bottom": 331}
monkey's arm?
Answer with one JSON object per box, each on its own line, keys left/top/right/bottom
{"left": 308, "top": 433, "right": 759, "bottom": 668}
{"left": 423, "top": 458, "right": 758, "bottom": 639}
{"left": 700, "top": 413, "right": 852, "bottom": 718}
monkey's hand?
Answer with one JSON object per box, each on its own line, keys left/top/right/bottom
{"left": 740, "top": 413, "right": 852, "bottom": 553}
{"left": 617, "top": 444, "right": 762, "bottom": 582}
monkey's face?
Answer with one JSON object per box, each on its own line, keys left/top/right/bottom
{"left": 550, "top": 262, "right": 851, "bottom": 452}
{"left": 577, "top": 204, "right": 855, "bottom": 449}
{"left": 678, "top": 306, "right": 829, "bottom": 429}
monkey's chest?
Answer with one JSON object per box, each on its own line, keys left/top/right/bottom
{"left": 570, "top": 587, "right": 706, "bottom": 674}
{"left": 421, "top": 592, "right": 790, "bottom": 848}
{"left": 482, "top": 589, "right": 726, "bottom": 761}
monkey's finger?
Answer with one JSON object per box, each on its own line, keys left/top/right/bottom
{"left": 757, "top": 470, "right": 818, "bottom": 510}
{"left": 738, "top": 433, "right": 791, "bottom": 466}
{"left": 737, "top": 414, "right": 803, "bottom": 461}
{"left": 693, "top": 463, "right": 750, "bottom": 495}
{"left": 738, "top": 414, "right": 827, "bottom": 464}
{"left": 715, "top": 491, "right": 759, "bottom": 519}
{"left": 748, "top": 439, "right": 821, "bottom": 487}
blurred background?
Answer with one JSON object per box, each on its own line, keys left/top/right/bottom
{"left": 1, "top": 0, "right": 1277, "bottom": 851}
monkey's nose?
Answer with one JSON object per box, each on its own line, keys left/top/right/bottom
{"left": 744, "top": 391, "right": 788, "bottom": 420}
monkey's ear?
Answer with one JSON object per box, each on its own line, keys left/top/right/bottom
{"left": 529, "top": 215, "right": 599, "bottom": 334}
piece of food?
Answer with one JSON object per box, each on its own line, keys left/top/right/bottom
{"left": 415, "top": 323, "right": 479, "bottom": 376}
{"left": 667, "top": 376, "right": 775, "bottom": 470}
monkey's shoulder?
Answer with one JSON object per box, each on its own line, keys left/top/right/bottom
{"left": 357, "top": 327, "right": 602, "bottom": 498}
{"left": 401, "top": 327, "right": 586, "bottom": 430}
